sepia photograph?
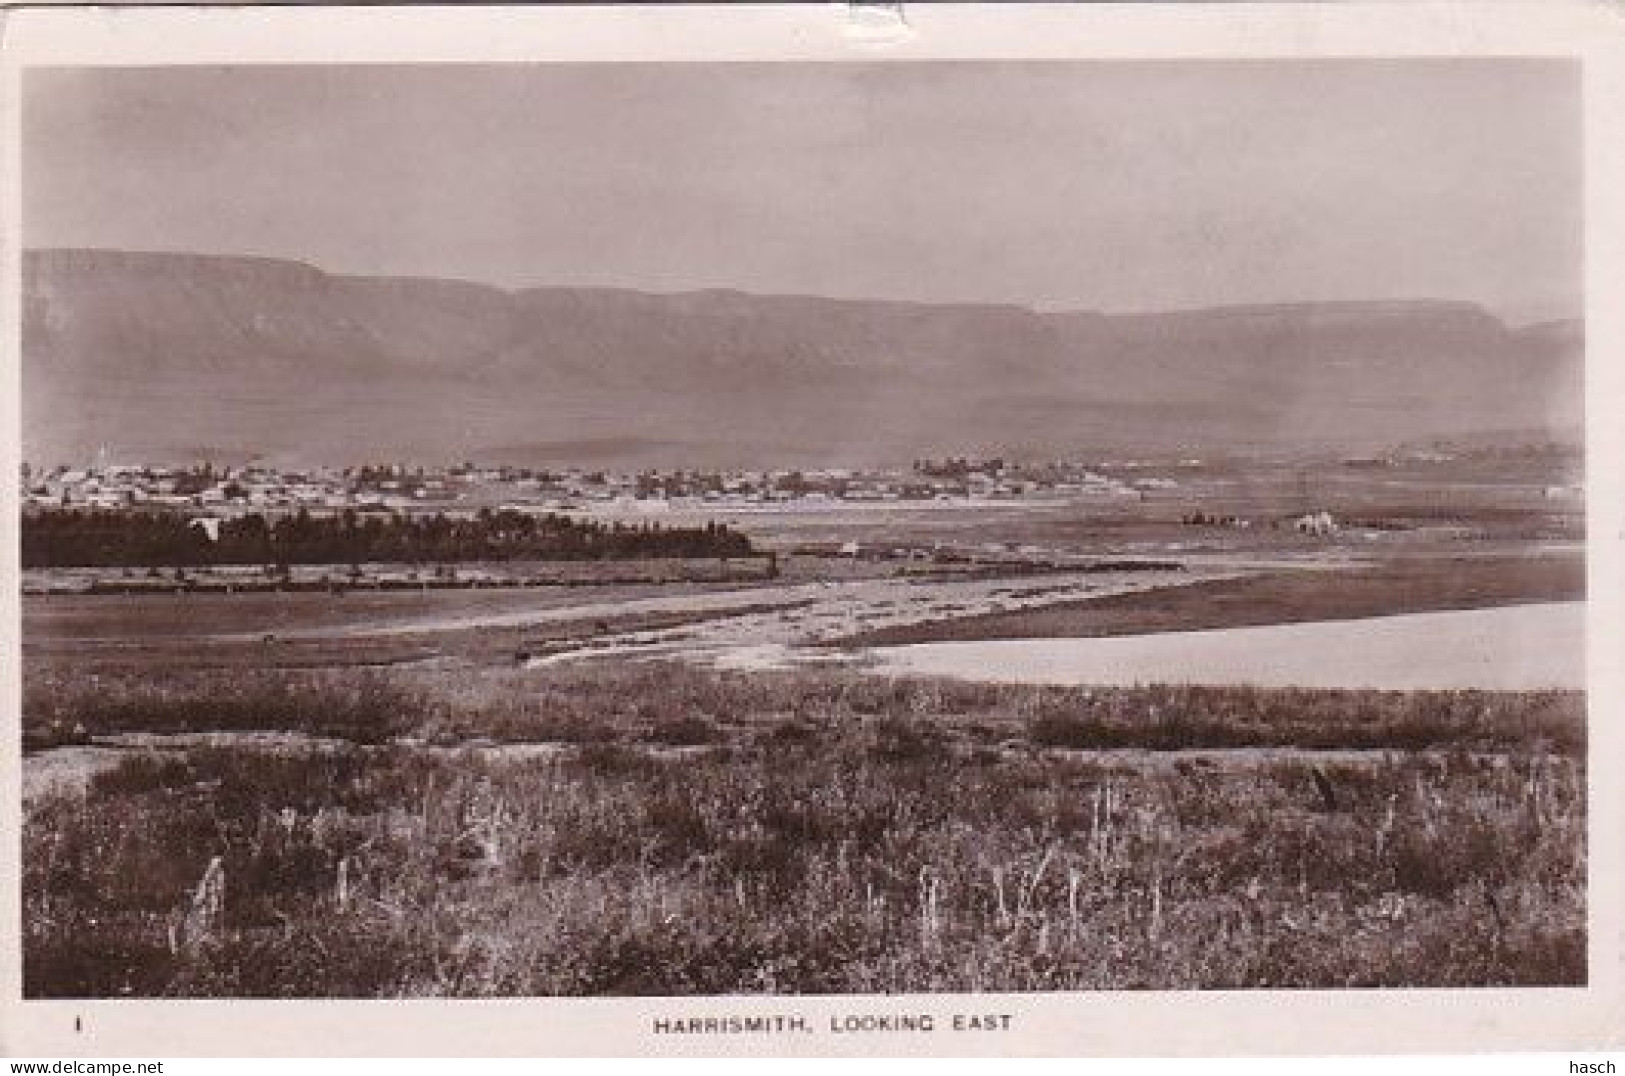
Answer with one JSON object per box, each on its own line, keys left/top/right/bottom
{"left": 3, "top": 1, "right": 1622, "bottom": 1059}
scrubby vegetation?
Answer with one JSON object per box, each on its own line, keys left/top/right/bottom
{"left": 23, "top": 662, "right": 1583, "bottom": 756}
{"left": 22, "top": 662, "right": 1586, "bottom": 996}
{"left": 23, "top": 668, "right": 422, "bottom": 750}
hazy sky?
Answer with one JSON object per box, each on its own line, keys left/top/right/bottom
{"left": 23, "top": 60, "right": 1581, "bottom": 323}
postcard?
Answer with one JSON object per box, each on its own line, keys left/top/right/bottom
{"left": 2, "top": 1, "right": 1621, "bottom": 1058}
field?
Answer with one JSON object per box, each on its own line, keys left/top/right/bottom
{"left": 22, "top": 662, "right": 1585, "bottom": 996}
{"left": 20, "top": 466, "right": 1592, "bottom": 997}
{"left": 21, "top": 581, "right": 800, "bottom": 672}
{"left": 20, "top": 561, "right": 1212, "bottom": 673}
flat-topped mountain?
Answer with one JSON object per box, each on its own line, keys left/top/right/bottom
{"left": 23, "top": 249, "right": 1582, "bottom": 468}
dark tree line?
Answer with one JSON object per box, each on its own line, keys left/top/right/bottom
{"left": 22, "top": 508, "right": 754, "bottom": 569}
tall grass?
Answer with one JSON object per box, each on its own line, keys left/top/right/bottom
{"left": 24, "top": 659, "right": 1585, "bottom": 755}
{"left": 23, "top": 663, "right": 1586, "bottom": 996}
{"left": 23, "top": 667, "right": 422, "bottom": 750}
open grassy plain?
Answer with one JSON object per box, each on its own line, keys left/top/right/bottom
{"left": 22, "top": 660, "right": 1585, "bottom": 996}
{"left": 20, "top": 459, "right": 1590, "bottom": 997}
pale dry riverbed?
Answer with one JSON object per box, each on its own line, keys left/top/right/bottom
{"left": 518, "top": 567, "right": 1225, "bottom": 668}
{"left": 861, "top": 601, "right": 1585, "bottom": 691}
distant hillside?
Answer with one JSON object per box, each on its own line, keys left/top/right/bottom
{"left": 22, "top": 249, "right": 1583, "bottom": 467}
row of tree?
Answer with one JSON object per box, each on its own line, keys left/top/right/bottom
{"left": 22, "top": 507, "right": 755, "bottom": 568}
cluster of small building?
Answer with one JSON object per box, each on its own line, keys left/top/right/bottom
{"left": 639, "top": 460, "right": 1164, "bottom": 504}
{"left": 1181, "top": 509, "right": 1340, "bottom": 535}
{"left": 22, "top": 463, "right": 421, "bottom": 513}
{"left": 21, "top": 457, "right": 1181, "bottom": 516}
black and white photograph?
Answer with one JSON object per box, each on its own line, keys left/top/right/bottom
{"left": 4, "top": 2, "right": 1622, "bottom": 1059}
